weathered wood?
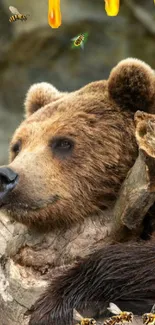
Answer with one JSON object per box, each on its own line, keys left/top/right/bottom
{"left": 112, "top": 111, "right": 155, "bottom": 241}
{"left": 0, "top": 211, "right": 113, "bottom": 325}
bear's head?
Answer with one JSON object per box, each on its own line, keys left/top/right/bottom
{"left": 0, "top": 59, "right": 154, "bottom": 228}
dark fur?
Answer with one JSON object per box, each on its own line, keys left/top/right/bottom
{"left": 29, "top": 241, "right": 155, "bottom": 325}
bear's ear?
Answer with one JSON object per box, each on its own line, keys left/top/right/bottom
{"left": 24, "top": 82, "right": 61, "bottom": 117}
{"left": 108, "top": 58, "right": 155, "bottom": 112}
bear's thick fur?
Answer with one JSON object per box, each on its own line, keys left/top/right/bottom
{"left": 30, "top": 241, "right": 155, "bottom": 325}
{"left": 0, "top": 58, "right": 155, "bottom": 325}
{"left": 5, "top": 58, "right": 155, "bottom": 229}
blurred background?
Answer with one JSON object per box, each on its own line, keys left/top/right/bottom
{"left": 0, "top": 0, "right": 155, "bottom": 164}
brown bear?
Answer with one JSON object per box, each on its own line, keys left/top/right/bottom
{"left": 0, "top": 58, "right": 155, "bottom": 325}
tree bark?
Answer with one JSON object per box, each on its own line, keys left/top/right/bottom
{"left": 0, "top": 111, "right": 155, "bottom": 324}
{"left": 111, "top": 111, "right": 155, "bottom": 241}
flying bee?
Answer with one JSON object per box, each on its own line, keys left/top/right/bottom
{"left": 71, "top": 33, "right": 88, "bottom": 50}
{"left": 73, "top": 308, "right": 96, "bottom": 325}
{"left": 9, "top": 6, "right": 30, "bottom": 23}
{"left": 104, "top": 303, "right": 133, "bottom": 325}
{"left": 142, "top": 304, "right": 155, "bottom": 325}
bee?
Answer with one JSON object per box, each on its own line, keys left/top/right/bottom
{"left": 104, "top": 303, "right": 133, "bottom": 325}
{"left": 71, "top": 33, "right": 88, "bottom": 50}
{"left": 73, "top": 308, "right": 96, "bottom": 325}
{"left": 142, "top": 304, "right": 155, "bottom": 325}
{"left": 9, "top": 6, "right": 29, "bottom": 23}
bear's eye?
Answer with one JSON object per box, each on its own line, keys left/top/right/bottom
{"left": 50, "top": 137, "right": 74, "bottom": 157}
{"left": 11, "top": 140, "right": 21, "bottom": 156}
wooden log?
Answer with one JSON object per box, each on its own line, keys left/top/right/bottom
{"left": 0, "top": 211, "right": 113, "bottom": 325}
{"left": 112, "top": 111, "right": 155, "bottom": 241}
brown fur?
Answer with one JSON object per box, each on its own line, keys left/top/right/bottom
{"left": 0, "top": 58, "right": 154, "bottom": 229}
{"left": 108, "top": 58, "right": 155, "bottom": 112}
{"left": 29, "top": 240, "right": 155, "bottom": 325}
{"left": 25, "top": 82, "right": 64, "bottom": 117}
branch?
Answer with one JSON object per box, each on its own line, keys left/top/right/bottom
{"left": 124, "top": 0, "right": 155, "bottom": 36}
{"left": 111, "top": 111, "right": 155, "bottom": 240}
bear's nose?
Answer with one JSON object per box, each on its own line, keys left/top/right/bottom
{"left": 0, "top": 167, "right": 18, "bottom": 201}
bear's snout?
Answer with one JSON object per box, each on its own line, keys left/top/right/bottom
{"left": 0, "top": 167, "right": 18, "bottom": 205}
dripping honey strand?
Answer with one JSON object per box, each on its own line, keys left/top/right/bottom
{"left": 104, "top": 0, "right": 120, "bottom": 16}
{"left": 48, "top": 0, "right": 61, "bottom": 28}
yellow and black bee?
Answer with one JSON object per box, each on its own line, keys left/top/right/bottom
{"left": 142, "top": 304, "right": 155, "bottom": 325}
{"left": 71, "top": 33, "right": 88, "bottom": 50}
{"left": 104, "top": 303, "right": 133, "bottom": 325}
{"left": 73, "top": 308, "right": 96, "bottom": 325}
{"left": 9, "top": 6, "right": 29, "bottom": 23}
